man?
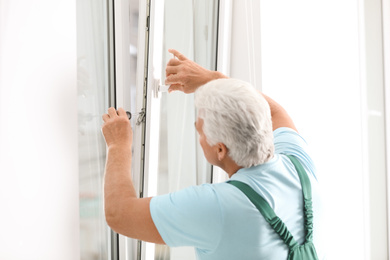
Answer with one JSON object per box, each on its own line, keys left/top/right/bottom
{"left": 102, "top": 49, "right": 323, "bottom": 259}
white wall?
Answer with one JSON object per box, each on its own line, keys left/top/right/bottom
{"left": 0, "top": 1, "right": 79, "bottom": 259}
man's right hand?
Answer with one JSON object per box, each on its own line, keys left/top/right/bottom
{"left": 165, "top": 49, "right": 227, "bottom": 94}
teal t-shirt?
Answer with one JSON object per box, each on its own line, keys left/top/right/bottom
{"left": 150, "top": 127, "right": 324, "bottom": 259}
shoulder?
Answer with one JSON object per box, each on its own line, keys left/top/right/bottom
{"left": 273, "top": 127, "right": 307, "bottom": 147}
{"left": 273, "top": 127, "right": 317, "bottom": 179}
{"left": 151, "top": 183, "right": 235, "bottom": 212}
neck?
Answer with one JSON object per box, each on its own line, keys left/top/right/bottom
{"left": 227, "top": 165, "right": 243, "bottom": 178}
{"left": 219, "top": 158, "right": 243, "bottom": 178}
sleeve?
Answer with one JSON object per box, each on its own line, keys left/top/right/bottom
{"left": 150, "top": 183, "right": 223, "bottom": 250}
{"left": 273, "top": 127, "right": 317, "bottom": 179}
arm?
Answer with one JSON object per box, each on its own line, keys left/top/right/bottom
{"left": 261, "top": 93, "right": 298, "bottom": 132}
{"left": 165, "top": 49, "right": 297, "bottom": 132}
{"left": 102, "top": 107, "right": 165, "bottom": 244}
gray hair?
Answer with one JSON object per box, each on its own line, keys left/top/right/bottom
{"left": 194, "top": 78, "right": 274, "bottom": 167}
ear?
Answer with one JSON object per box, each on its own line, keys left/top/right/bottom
{"left": 216, "top": 143, "right": 228, "bottom": 161}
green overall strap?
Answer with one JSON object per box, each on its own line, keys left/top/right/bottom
{"left": 285, "top": 154, "right": 314, "bottom": 242}
{"left": 227, "top": 155, "right": 314, "bottom": 250}
{"left": 227, "top": 180, "right": 299, "bottom": 250}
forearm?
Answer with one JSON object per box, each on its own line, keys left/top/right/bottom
{"left": 104, "top": 145, "right": 136, "bottom": 222}
{"left": 261, "top": 93, "right": 297, "bottom": 132}
{"left": 101, "top": 108, "right": 163, "bottom": 243}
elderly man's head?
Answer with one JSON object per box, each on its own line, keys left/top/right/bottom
{"left": 194, "top": 79, "right": 274, "bottom": 168}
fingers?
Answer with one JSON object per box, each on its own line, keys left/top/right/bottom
{"left": 168, "top": 49, "right": 187, "bottom": 61}
{"left": 165, "top": 65, "right": 179, "bottom": 76}
{"left": 166, "top": 59, "right": 181, "bottom": 79}
{"left": 108, "top": 107, "right": 117, "bottom": 117}
{"left": 168, "top": 84, "right": 184, "bottom": 93}
{"left": 167, "top": 58, "right": 181, "bottom": 66}
{"left": 165, "top": 74, "right": 181, "bottom": 85}
{"left": 102, "top": 114, "right": 110, "bottom": 122}
{"left": 117, "top": 107, "right": 127, "bottom": 117}
{"left": 103, "top": 107, "right": 128, "bottom": 122}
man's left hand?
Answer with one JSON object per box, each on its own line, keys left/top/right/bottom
{"left": 102, "top": 107, "right": 133, "bottom": 148}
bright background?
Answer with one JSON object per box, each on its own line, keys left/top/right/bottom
{"left": 0, "top": 0, "right": 389, "bottom": 259}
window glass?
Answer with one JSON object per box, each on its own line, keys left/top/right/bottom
{"left": 77, "top": 1, "right": 110, "bottom": 259}
{"left": 144, "top": 1, "right": 219, "bottom": 259}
